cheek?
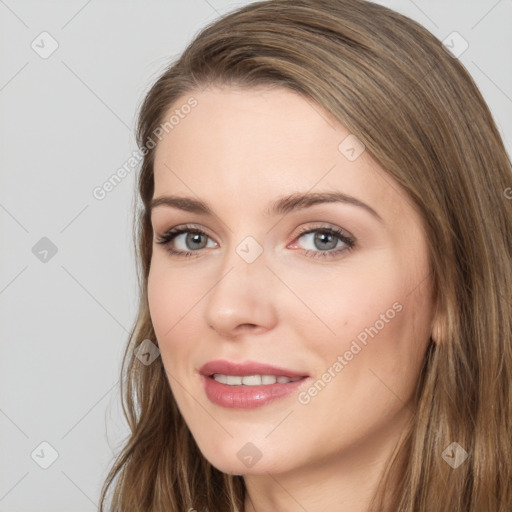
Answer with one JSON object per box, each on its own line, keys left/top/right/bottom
{"left": 147, "top": 261, "right": 172, "bottom": 337}
{"left": 333, "top": 274, "right": 432, "bottom": 397}
{"left": 295, "top": 256, "right": 431, "bottom": 374}
{"left": 147, "top": 257, "right": 212, "bottom": 392}
{"left": 147, "top": 261, "right": 195, "bottom": 400}
{"left": 147, "top": 257, "right": 200, "bottom": 339}
{"left": 282, "top": 257, "right": 402, "bottom": 339}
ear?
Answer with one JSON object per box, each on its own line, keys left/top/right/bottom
{"left": 431, "top": 315, "right": 443, "bottom": 345}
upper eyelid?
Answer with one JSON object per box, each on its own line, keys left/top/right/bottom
{"left": 156, "top": 222, "right": 347, "bottom": 235}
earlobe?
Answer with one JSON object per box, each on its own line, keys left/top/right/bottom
{"left": 431, "top": 320, "right": 442, "bottom": 345}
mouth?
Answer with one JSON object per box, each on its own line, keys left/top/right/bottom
{"left": 199, "top": 359, "right": 310, "bottom": 409}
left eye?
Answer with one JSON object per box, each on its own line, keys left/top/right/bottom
{"left": 291, "top": 227, "right": 355, "bottom": 259}
{"left": 295, "top": 229, "right": 347, "bottom": 251}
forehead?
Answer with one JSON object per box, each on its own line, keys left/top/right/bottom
{"left": 155, "top": 85, "right": 344, "bottom": 167}
{"left": 152, "top": 86, "right": 415, "bottom": 223}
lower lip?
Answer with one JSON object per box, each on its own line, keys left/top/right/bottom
{"left": 201, "top": 375, "right": 308, "bottom": 409}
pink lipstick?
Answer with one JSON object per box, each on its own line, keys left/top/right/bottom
{"left": 199, "top": 360, "right": 309, "bottom": 409}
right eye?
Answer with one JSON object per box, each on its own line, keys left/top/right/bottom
{"left": 155, "top": 225, "right": 218, "bottom": 258}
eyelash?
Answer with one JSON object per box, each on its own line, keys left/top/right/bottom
{"left": 155, "top": 223, "right": 355, "bottom": 260}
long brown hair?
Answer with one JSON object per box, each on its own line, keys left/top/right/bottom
{"left": 99, "top": 0, "right": 512, "bottom": 510}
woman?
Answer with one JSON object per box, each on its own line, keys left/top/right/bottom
{"left": 99, "top": 0, "right": 512, "bottom": 510}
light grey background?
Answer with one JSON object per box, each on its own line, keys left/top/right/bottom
{"left": 0, "top": 0, "right": 511, "bottom": 510}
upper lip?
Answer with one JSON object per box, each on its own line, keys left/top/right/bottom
{"left": 199, "top": 360, "right": 309, "bottom": 378}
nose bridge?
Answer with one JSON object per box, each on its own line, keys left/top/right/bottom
{"left": 204, "top": 236, "right": 277, "bottom": 335}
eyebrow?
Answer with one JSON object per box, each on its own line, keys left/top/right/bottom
{"left": 150, "top": 191, "right": 383, "bottom": 223}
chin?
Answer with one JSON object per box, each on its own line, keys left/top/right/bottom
{"left": 196, "top": 442, "right": 280, "bottom": 475}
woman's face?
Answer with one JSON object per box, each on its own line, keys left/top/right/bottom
{"left": 148, "top": 85, "right": 436, "bottom": 476}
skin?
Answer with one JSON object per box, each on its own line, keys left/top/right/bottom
{"left": 148, "top": 85, "right": 439, "bottom": 512}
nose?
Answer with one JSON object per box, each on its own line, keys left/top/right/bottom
{"left": 204, "top": 248, "right": 278, "bottom": 338}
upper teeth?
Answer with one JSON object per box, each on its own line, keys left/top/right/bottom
{"left": 212, "top": 374, "right": 302, "bottom": 386}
